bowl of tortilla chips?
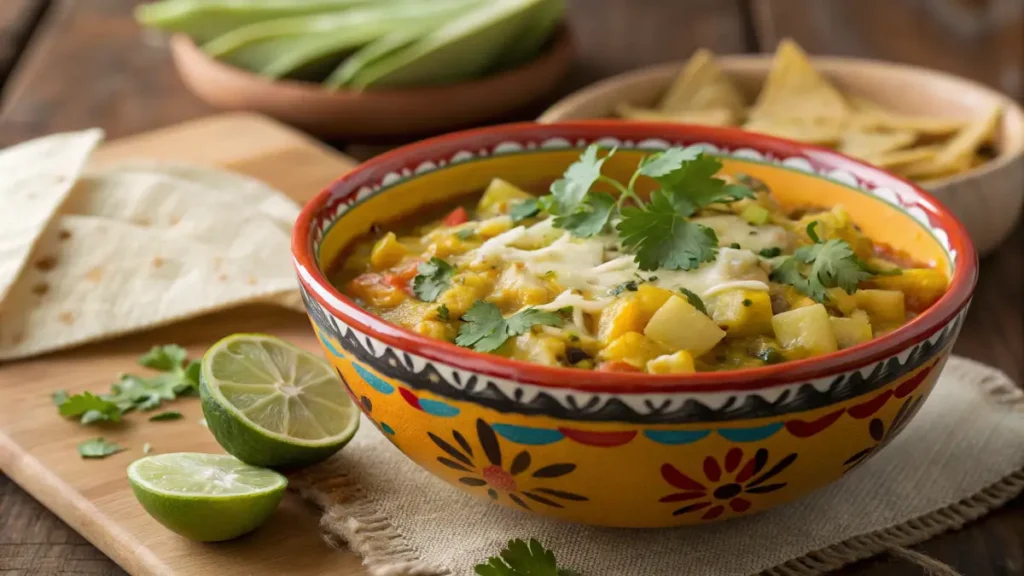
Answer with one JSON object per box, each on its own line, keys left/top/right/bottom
{"left": 539, "top": 39, "right": 1024, "bottom": 255}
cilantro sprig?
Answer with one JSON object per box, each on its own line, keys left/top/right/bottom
{"left": 54, "top": 345, "right": 200, "bottom": 425}
{"left": 770, "top": 222, "right": 899, "bottom": 303}
{"left": 78, "top": 437, "right": 125, "bottom": 459}
{"left": 475, "top": 538, "right": 579, "bottom": 576}
{"left": 533, "top": 144, "right": 754, "bottom": 271}
{"left": 455, "top": 302, "right": 561, "bottom": 352}
{"left": 412, "top": 257, "right": 454, "bottom": 302}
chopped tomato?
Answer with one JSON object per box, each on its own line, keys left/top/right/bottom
{"left": 596, "top": 361, "right": 641, "bottom": 373}
{"left": 348, "top": 273, "right": 406, "bottom": 307}
{"left": 442, "top": 206, "right": 469, "bottom": 227}
{"left": 383, "top": 259, "right": 422, "bottom": 295}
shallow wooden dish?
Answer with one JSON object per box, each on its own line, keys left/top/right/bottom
{"left": 169, "top": 28, "right": 573, "bottom": 139}
{"left": 539, "top": 56, "right": 1024, "bottom": 256}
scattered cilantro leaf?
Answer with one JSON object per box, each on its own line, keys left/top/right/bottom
{"left": 609, "top": 279, "right": 640, "bottom": 296}
{"left": 510, "top": 198, "right": 540, "bottom": 223}
{"left": 51, "top": 389, "right": 69, "bottom": 406}
{"left": 456, "top": 228, "right": 476, "bottom": 241}
{"left": 550, "top": 192, "right": 615, "bottom": 238}
{"left": 758, "top": 247, "right": 782, "bottom": 258}
{"left": 647, "top": 151, "right": 754, "bottom": 209}
{"left": 149, "top": 411, "right": 183, "bottom": 422}
{"left": 771, "top": 223, "right": 882, "bottom": 302}
{"left": 617, "top": 189, "right": 718, "bottom": 271}
{"left": 78, "top": 437, "right": 124, "bottom": 459}
{"left": 436, "top": 304, "right": 450, "bottom": 321}
{"left": 456, "top": 303, "right": 561, "bottom": 353}
{"left": 769, "top": 255, "right": 818, "bottom": 301}
{"left": 139, "top": 344, "right": 188, "bottom": 371}
{"left": 474, "top": 538, "right": 580, "bottom": 576}
{"left": 57, "top": 392, "right": 121, "bottom": 424}
{"left": 638, "top": 146, "right": 703, "bottom": 178}
{"left": 54, "top": 345, "right": 200, "bottom": 426}
{"left": 412, "top": 257, "right": 454, "bottom": 302}
{"left": 678, "top": 288, "right": 708, "bottom": 314}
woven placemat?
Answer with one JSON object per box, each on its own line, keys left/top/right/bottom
{"left": 296, "top": 356, "right": 1024, "bottom": 576}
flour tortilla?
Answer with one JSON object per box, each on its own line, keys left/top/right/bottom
{"left": 0, "top": 129, "right": 103, "bottom": 306}
{"left": 0, "top": 162, "right": 305, "bottom": 360}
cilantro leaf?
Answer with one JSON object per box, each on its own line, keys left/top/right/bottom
{"left": 769, "top": 256, "right": 819, "bottom": 301}
{"left": 456, "top": 228, "right": 476, "bottom": 241}
{"left": 456, "top": 303, "right": 562, "bottom": 353}
{"left": 678, "top": 288, "right": 708, "bottom": 314}
{"left": 149, "top": 411, "right": 183, "bottom": 422}
{"left": 139, "top": 344, "right": 188, "bottom": 371}
{"left": 548, "top": 144, "right": 608, "bottom": 215}
{"left": 799, "top": 239, "right": 873, "bottom": 296}
{"left": 550, "top": 192, "right": 615, "bottom": 237}
{"left": 617, "top": 189, "right": 718, "bottom": 271}
{"left": 642, "top": 149, "right": 755, "bottom": 209}
{"left": 638, "top": 146, "right": 703, "bottom": 178}
{"left": 510, "top": 198, "right": 540, "bottom": 223}
{"left": 504, "top": 309, "right": 561, "bottom": 337}
{"left": 78, "top": 437, "right": 124, "bottom": 459}
{"left": 57, "top": 391, "right": 122, "bottom": 424}
{"left": 412, "top": 257, "right": 454, "bottom": 302}
{"left": 52, "top": 389, "right": 69, "bottom": 406}
{"left": 475, "top": 538, "right": 579, "bottom": 576}
{"left": 436, "top": 304, "right": 450, "bottom": 321}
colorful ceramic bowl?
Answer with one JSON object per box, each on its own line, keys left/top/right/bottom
{"left": 292, "top": 122, "right": 978, "bottom": 527}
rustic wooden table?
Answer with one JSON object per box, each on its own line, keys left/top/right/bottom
{"left": 1, "top": 1, "right": 1022, "bottom": 574}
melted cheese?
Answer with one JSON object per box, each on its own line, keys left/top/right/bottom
{"left": 464, "top": 218, "right": 771, "bottom": 315}
{"left": 692, "top": 214, "right": 788, "bottom": 253}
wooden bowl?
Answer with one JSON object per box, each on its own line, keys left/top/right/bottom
{"left": 539, "top": 57, "right": 1024, "bottom": 256}
{"left": 169, "top": 28, "right": 573, "bottom": 139}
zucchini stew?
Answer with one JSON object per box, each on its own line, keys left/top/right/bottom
{"left": 332, "top": 146, "right": 949, "bottom": 373}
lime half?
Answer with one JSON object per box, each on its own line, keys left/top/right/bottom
{"left": 128, "top": 453, "right": 287, "bottom": 542}
{"left": 200, "top": 334, "right": 359, "bottom": 469}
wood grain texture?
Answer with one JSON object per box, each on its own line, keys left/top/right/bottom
{"left": 751, "top": 0, "right": 1024, "bottom": 101}
{"left": 0, "top": 113, "right": 364, "bottom": 576}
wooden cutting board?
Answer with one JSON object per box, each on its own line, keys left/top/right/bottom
{"left": 0, "top": 113, "right": 370, "bottom": 575}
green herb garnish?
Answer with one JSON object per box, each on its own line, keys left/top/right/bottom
{"left": 678, "top": 287, "right": 707, "bottom": 314}
{"left": 475, "top": 538, "right": 579, "bottom": 576}
{"left": 455, "top": 303, "right": 561, "bottom": 352}
{"left": 510, "top": 198, "right": 540, "bottom": 223}
{"left": 729, "top": 242, "right": 741, "bottom": 249}
{"left": 758, "top": 247, "right": 782, "bottom": 258}
{"left": 436, "top": 304, "right": 450, "bottom": 321}
{"left": 455, "top": 228, "right": 476, "bottom": 241}
{"left": 78, "top": 437, "right": 125, "bottom": 459}
{"left": 742, "top": 299, "right": 753, "bottom": 307}
{"left": 608, "top": 279, "right": 640, "bottom": 296}
{"left": 55, "top": 345, "right": 200, "bottom": 425}
{"left": 412, "top": 257, "right": 454, "bottom": 302}
{"left": 149, "top": 411, "right": 183, "bottom": 422}
{"left": 770, "top": 222, "right": 889, "bottom": 303}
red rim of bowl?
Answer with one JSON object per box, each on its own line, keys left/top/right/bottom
{"left": 293, "top": 121, "right": 978, "bottom": 394}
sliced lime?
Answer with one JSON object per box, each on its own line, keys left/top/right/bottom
{"left": 128, "top": 453, "right": 287, "bottom": 542}
{"left": 200, "top": 333, "right": 359, "bottom": 469}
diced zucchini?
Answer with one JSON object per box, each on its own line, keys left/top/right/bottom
{"left": 478, "top": 178, "right": 533, "bottom": 217}
{"left": 867, "top": 268, "right": 947, "bottom": 313}
{"left": 710, "top": 290, "right": 773, "bottom": 337}
{"left": 830, "top": 315, "right": 872, "bottom": 349}
{"left": 644, "top": 296, "right": 726, "bottom": 356}
{"left": 740, "top": 204, "right": 771, "bottom": 225}
{"left": 854, "top": 289, "right": 906, "bottom": 327}
{"left": 369, "top": 232, "right": 408, "bottom": 269}
{"left": 771, "top": 303, "right": 838, "bottom": 357}
{"left": 647, "top": 351, "right": 697, "bottom": 374}
{"left": 598, "top": 332, "right": 666, "bottom": 369}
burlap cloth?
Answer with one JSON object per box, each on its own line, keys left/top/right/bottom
{"left": 296, "top": 356, "right": 1024, "bottom": 576}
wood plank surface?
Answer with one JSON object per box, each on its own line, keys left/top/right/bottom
{"left": 0, "top": 113, "right": 366, "bottom": 576}
{"left": 0, "top": 0, "right": 47, "bottom": 92}
{"left": 751, "top": 0, "right": 1024, "bottom": 101}
{"left": 0, "top": 0, "right": 1022, "bottom": 575}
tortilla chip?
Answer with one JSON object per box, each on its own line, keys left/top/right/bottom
{"left": 742, "top": 117, "right": 844, "bottom": 145}
{"left": 617, "top": 103, "right": 736, "bottom": 126}
{"left": 0, "top": 129, "right": 103, "bottom": 307}
{"left": 896, "top": 106, "right": 1001, "bottom": 178}
{"left": 839, "top": 129, "right": 916, "bottom": 159}
{"left": 864, "top": 145, "right": 942, "bottom": 169}
{"left": 0, "top": 163, "right": 303, "bottom": 360}
{"left": 849, "top": 111, "right": 966, "bottom": 136}
{"left": 749, "top": 39, "right": 851, "bottom": 120}
{"left": 658, "top": 48, "right": 745, "bottom": 116}
{"left": 847, "top": 95, "right": 888, "bottom": 113}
